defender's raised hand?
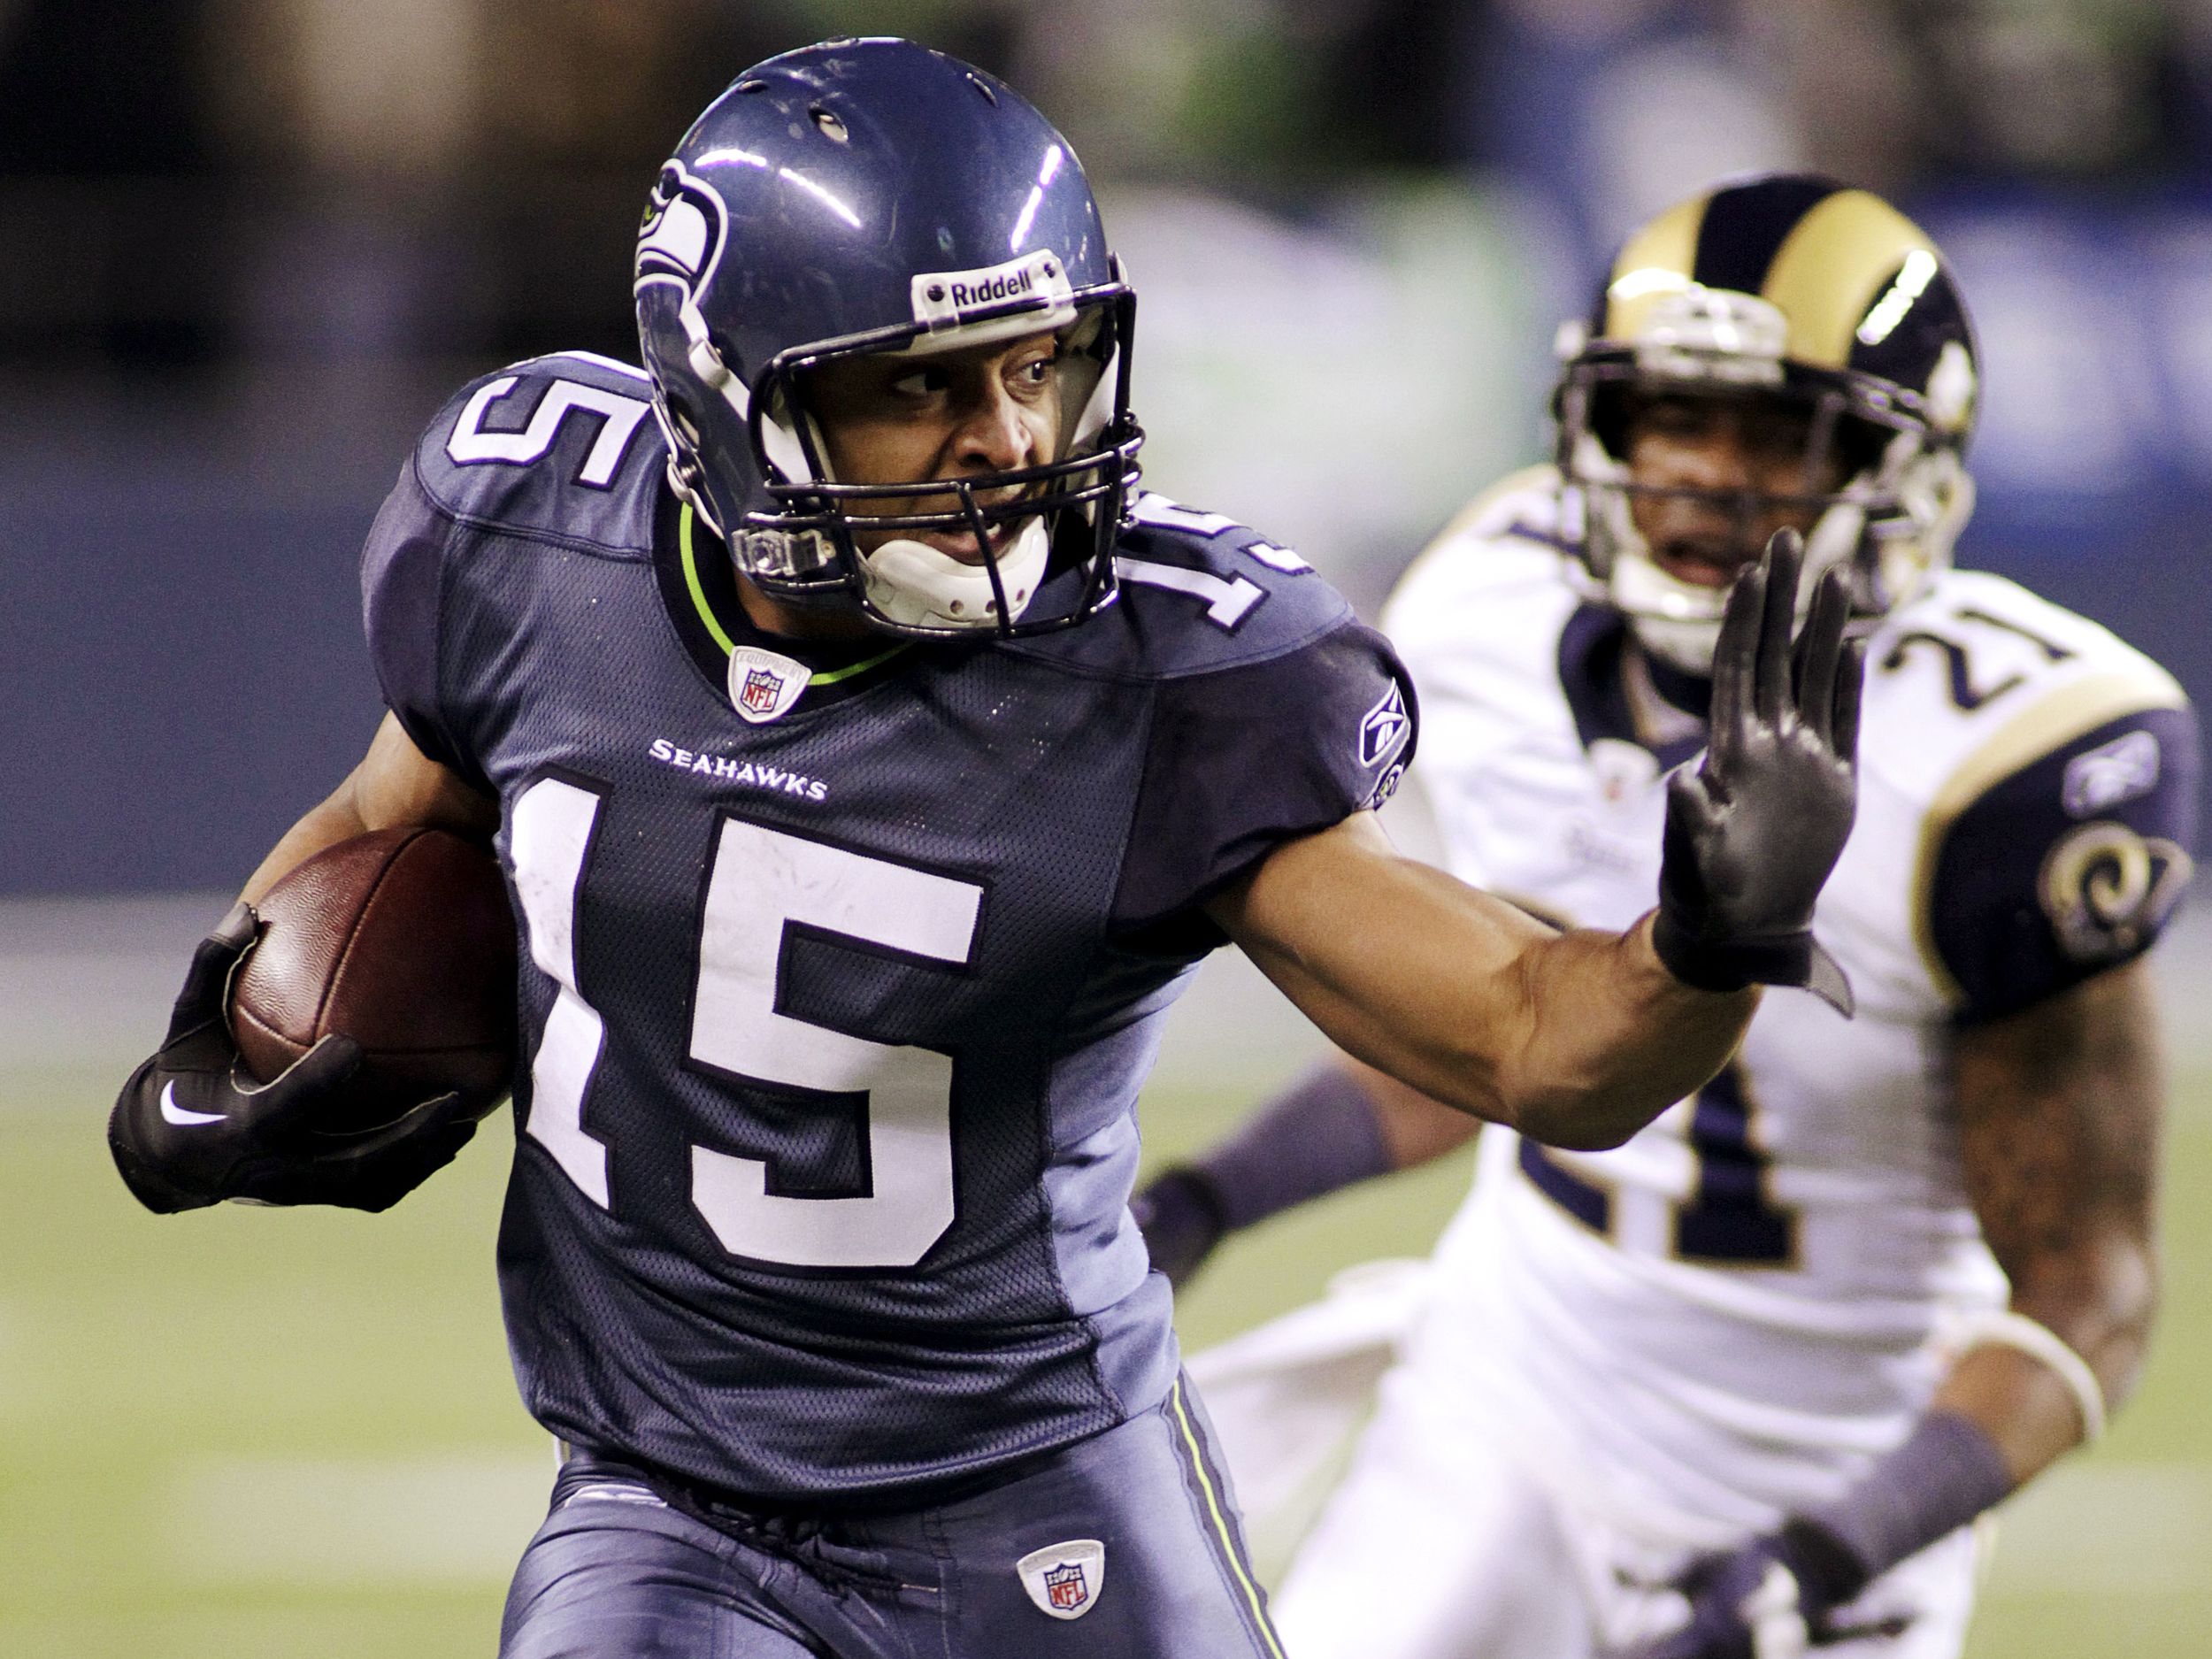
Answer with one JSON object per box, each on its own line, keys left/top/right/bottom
{"left": 1650, "top": 529, "right": 1862, "bottom": 1013}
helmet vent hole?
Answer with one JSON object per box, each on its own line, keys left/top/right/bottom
{"left": 734, "top": 78, "right": 767, "bottom": 95}
{"left": 810, "top": 106, "right": 849, "bottom": 143}
{"left": 965, "top": 73, "right": 997, "bottom": 105}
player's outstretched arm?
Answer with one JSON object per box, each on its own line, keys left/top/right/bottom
{"left": 1210, "top": 819, "right": 1748, "bottom": 1148}
{"left": 109, "top": 714, "right": 499, "bottom": 1214}
{"left": 1208, "top": 532, "right": 1861, "bottom": 1151}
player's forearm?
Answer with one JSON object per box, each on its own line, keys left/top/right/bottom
{"left": 1494, "top": 914, "right": 1757, "bottom": 1149}
{"left": 1256, "top": 917, "right": 1753, "bottom": 1148}
{"left": 1932, "top": 1203, "right": 2157, "bottom": 1485}
{"left": 1765, "top": 1247, "right": 2157, "bottom": 1612}
{"left": 1932, "top": 1281, "right": 2154, "bottom": 1486}
{"left": 1220, "top": 821, "right": 1755, "bottom": 1145}
{"left": 240, "top": 785, "right": 374, "bottom": 904}
{"left": 1946, "top": 962, "right": 2165, "bottom": 1479}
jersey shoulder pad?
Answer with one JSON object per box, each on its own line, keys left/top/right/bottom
{"left": 407, "top": 350, "right": 665, "bottom": 559}
{"left": 1382, "top": 467, "right": 1583, "bottom": 693}
{"left": 1018, "top": 492, "right": 1352, "bottom": 681}
{"left": 1863, "top": 569, "right": 2187, "bottom": 813}
{"left": 1880, "top": 572, "right": 2199, "bottom": 1018}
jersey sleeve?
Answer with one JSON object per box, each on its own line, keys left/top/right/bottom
{"left": 359, "top": 457, "right": 486, "bottom": 791}
{"left": 1928, "top": 703, "right": 2200, "bottom": 1024}
{"left": 1110, "top": 618, "right": 1417, "bottom": 953}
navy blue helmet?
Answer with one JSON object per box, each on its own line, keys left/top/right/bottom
{"left": 634, "top": 38, "right": 1142, "bottom": 638}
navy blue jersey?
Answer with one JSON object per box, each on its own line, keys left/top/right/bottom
{"left": 361, "top": 352, "right": 1412, "bottom": 1502}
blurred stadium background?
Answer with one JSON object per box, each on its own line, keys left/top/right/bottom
{"left": 4, "top": 0, "right": 2211, "bottom": 1653}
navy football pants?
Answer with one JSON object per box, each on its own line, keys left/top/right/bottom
{"left": 499, "top": 1379, "right": 1286, "bottom": 1658}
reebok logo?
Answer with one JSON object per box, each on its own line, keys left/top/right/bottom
{"left": 1359, "top": 680, "right": 1412, "bottom": 770}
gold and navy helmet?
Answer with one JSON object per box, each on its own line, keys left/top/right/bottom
{"left": 1554, "top": 173, "right": 1979, "bottom": 672}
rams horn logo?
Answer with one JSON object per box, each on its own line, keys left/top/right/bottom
{"left": 635, "top": 161, "right": 729, "bottom": 301}
{"left": 2039, "top": 820, "right": 2193, "bottom": 964}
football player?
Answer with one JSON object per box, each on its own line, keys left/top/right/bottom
{"left": 108, "top": 51, "right": 1862, "bottom": 1659}
{"left": 1136, "top": 173, "right": 2199, "bottom": 1658}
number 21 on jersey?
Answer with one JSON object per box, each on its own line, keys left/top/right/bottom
{"left": 509, "top": 775, "right": 981, "bottom": 1271}
{"left": 1520, "top": 1063, "right": 1798, "bottom": 1266}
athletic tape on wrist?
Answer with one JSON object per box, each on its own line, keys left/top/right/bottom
{"left": 1955, "top": 1310, "right": 2108, "bottom": 1444}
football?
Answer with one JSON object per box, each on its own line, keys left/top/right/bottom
{"left": 228, "top": 826, "right": 518, "bottom": 1132}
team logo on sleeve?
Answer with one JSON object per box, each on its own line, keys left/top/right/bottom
{"left": 726, "top": 646, "right": 809, "bottom": 724}
{"left": 1017, "top": 1540, "right": 1105, "bottom": 1619}
{"left": 1359, "top": 680, "right": 1413, "bottom": 770}
{"left": 2038, "top": 820, "right": 2193, "bottom": 963}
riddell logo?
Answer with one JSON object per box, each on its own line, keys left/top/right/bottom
{"left": 911, "top": 251, "right": 1073, "bottom": 328}
{"left": 947, "top": 267, "right": 1035, "bottom": 307}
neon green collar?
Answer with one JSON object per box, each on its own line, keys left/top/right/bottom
{"left": 679, "top": 502, "right": 909, "bottom": 687}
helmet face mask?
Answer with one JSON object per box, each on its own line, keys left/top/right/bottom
{"left": 634, "top": 42, "right": 1145, "bottom": 641}
{"left": 1553, "top": 175, "right": 1979, "bottom": 675}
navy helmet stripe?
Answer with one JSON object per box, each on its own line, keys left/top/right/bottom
{"left": 1688, "top": 175, "right": 1844, "bottom": 298}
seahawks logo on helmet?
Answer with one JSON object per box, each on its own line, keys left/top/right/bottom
{"left": 636, "top": 161, "right": 729, "bottom": 303}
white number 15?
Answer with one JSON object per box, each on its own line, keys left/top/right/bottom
{"left": 508, "top": 776, "right": 981, "bottom": 1270}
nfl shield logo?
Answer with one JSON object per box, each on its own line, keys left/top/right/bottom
{"left": 725, "top": 646, "right": 808, "bottom": 725}
{"left": 1046, "top": 1563, "right": 1087, "bottom": 1612}
{"left": 1017, "top": 1539, "right": 1105, "bottom": 1621}
{"left": 740, "top": 667, "right": 783, "bottom": 716}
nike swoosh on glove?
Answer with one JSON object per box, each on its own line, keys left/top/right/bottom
{"left": 109, "top": 901, "right": 486, "bottom": 1214}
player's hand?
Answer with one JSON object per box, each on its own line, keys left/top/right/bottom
{"left": 1130, "top": 1167, "right": 1229, "bottom": 1287}
{"left": 1652, "top": 528, "right": 1862, "bottom": 1013}
{"left": 1627, "top": 1522, "right": 1890, "bottom": 1659}
{"left": 108, "top": 902, "right": 482, "bottom": 1215}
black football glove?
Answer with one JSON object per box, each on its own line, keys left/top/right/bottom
{"left": 1652, "top": 528, "right": 1863, "bottom": 1014}
{"left": 1629, "top": 1519, "right": 1901, "bottom": 1659}
{"left": 109, "top": 901, "right": 485, "bottom": 1215}
{"left": 1130, "top": 1167, "right": 1229, "bottom": 1288}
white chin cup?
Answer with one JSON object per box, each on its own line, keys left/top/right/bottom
{"left": 1609, "top": 551, "right": 1730, "bottom": 673}
{"left": 859, "top": 518, "right": 1049, "bottom": 630}
{"left": 1608, "top": 495, "right": 1863, "bottom": 675}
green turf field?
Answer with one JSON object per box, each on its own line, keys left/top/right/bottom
{"left": 4, "top": 1055, "right": 2208, "bottom": 1656}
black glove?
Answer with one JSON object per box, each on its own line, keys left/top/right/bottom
{"left": 1130, "top": 1167, "right": 1229, "bottom": 1287}
{"left": 1631, "top": 1519, "right": 1897, "bottom": 1659}
{"left": 1652, "top": 528, "right": 1862, "bottom": 1013}
{"left": 109, "top": 902, "right": 485, "bottom": 1214}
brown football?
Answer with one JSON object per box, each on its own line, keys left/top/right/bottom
{"left": 229, "top": 827, "right": 518, "bottom": 1132}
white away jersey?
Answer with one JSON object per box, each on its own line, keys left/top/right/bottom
{"left": 1388, "top": 466, "right": 2198, "bottom": 1544}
